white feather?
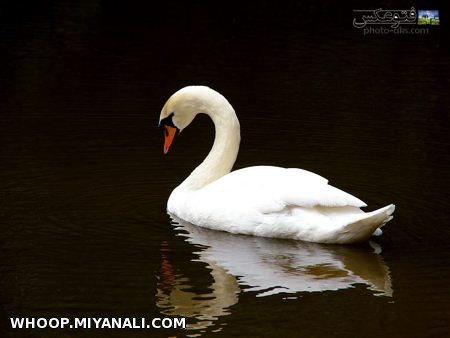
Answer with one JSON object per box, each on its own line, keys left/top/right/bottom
{"left": 161, "top": 86, "right": 395, "bottom": 244}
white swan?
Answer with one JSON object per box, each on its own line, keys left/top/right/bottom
{"left": 159, "top": 86, "right": 395, "bottom": 244}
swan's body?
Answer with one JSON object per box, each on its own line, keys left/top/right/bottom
{"left": 159, "top": 86, "right": 395, "bottom": 244}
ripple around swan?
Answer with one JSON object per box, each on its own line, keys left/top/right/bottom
{"left": 155, "top": 216, "right": 392, "bottom": 332}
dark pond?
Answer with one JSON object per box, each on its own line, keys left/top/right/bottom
{"left": 1, "top": 1, "right": 449, "bottom": 337}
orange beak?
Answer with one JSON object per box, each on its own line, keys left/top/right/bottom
{"left": 164, "top": 125, "right": 177, "bottom": 154}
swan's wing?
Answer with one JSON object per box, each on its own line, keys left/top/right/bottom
{"left": 200, "top": 166, "right": 366, "bottom": 214}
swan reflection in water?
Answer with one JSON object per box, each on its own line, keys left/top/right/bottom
{"left": 156, "top": 216, "right": 392, "bottom": 332}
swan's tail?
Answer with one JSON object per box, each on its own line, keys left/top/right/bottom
{"left": 337, "top": 204, "right": 395, "bottom": 244}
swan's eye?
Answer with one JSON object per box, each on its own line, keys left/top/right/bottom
{"left": 165, "top": 126, "right": 169, "bottom": 137}
{"left": 159, "top": 112, "right": 176, "bottom": 131}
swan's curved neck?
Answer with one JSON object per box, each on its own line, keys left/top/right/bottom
{"left": 179, "top": 98, "right": 240, "bottom": 191}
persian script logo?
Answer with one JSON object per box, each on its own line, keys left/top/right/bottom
{"left": 353, "top": 7, "right": 417, "bottom": 28}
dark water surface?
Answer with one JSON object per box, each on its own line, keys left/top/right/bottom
{"left": 1, "top": 1, "right": 450, "bottom": 337}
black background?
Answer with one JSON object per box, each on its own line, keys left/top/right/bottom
{"left": 1, "top": 1, "right": 449, "bottom": 337}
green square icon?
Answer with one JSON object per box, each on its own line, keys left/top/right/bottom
{"left": 418, "top": 10, "right": 440, "bottom": 25}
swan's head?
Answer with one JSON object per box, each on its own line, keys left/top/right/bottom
{"left": 159, "top": 86, "right": 220, "bottom": 154}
